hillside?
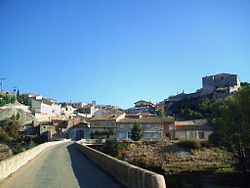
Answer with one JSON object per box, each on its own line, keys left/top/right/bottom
{"left": 0, "top": 102, "right": 38, "bottom": 126}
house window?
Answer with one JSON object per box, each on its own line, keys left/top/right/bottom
{"left": 144, "top": 132, "right": 162, "bottom": 138}
{"left": 128, "top": 132, "right": 132, "bottom": 139}
{"left": 129, "top": 124, "right": 134, "bottom": 129}
{"left": 144, "top": 132, "right": 151, "bottom": 138}
{"left": 152, "top": 132, "right": 161, "bottom": 138}
{"left": 198, "top": 132, "right": 205, "bottom": 139}
{"left": 119, "top": 124, "right": 125, "bottom": 129}
{"left": 146, "top": 124, "right": 152, "bottom": 128}
{"left": 118, "top": 132, "right": 126, "bottom": 139}
{"left": 155, "top": 124, "right": 161, "bottom": 129}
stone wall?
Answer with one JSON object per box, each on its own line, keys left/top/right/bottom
{"left": 76, "top": 142, "right": 166, "bottom": 188}
{"left": 0, "top": 140, "right": 68, "bottom": 180}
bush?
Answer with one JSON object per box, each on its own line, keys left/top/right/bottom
{"left": 200, "top": 140, "right": 211, "bottom": 148}
{"left": 178, "top": 140, "right": 201, "bottom": 150}
{"left": 102, "top": 140, "right": 129, "bottom": 157}
{"left": 208, "top": 133, "right": 221, "bottom": 147}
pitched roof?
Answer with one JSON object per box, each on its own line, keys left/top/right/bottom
{"left": 134, "top": 100, "right": 155, "bottom": 106}
{"left": 84, "top": 104, "right": 94, "bottom": 109}
{"left": 90, "top": 114, "right": 118, "bottom": 121}
{"left": 117, "top": 117, "right": 173, "bottom": 124}
{"left": 175, "top": 119, "right": 212, "bottom": 131}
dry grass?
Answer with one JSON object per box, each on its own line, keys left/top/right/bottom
{"left": 119, "top": 142, "right": 235, "bottom": 175}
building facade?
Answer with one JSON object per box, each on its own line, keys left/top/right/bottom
{"left": 174, "top": 119, "right": 212, "bottom": 140}
{"left": 68, "top": 122, "right": 90, "bottom": 140}
{"left": 90, "top": 113, "right": 125, "bottom": 139}
{"left": 116, "top": 114, "right": 175, "bottom": 141}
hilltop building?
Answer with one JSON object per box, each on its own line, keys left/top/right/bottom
{"left": 165, "top": 73, "right": 240, "bottom": 104}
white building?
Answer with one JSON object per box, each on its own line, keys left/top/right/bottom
{"left": 61, "top": 105, "right": 76, "bottom": 118}
{"left": 31, "top": 99, "right": 61, "bottom": 122}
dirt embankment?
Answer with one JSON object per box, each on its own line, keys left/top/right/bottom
{"left": 117, "top": 142, "right": 235, "bottom": 175}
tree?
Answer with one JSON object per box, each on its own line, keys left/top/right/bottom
{"left": 16, "top": 113, "right": 20, "bottom": 120}
{"left": 16, "top": 89, "right": 20, "bottom": 101}
{"left": 241, "top": 82, "right": 250, "bottom": 88}
{"left": 131, "top": 123, "right": 143, "bottom": 141}
{"left": 209, "top": 86, "right": 250, "bottom": 172}
{"left": 158, "top": 108, "right": 167, "bottom": 118}
{"left": 0, "top": 119, "right": 20, "bottom": 143}
{"left": 77, "top": 108, "right": 86, "bottom": 114}
{"left": 18, "top": 94, "right": 32, "bottom": 107}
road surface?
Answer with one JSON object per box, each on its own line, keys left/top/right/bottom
{"left": 0, "top": 142, "right": 124, "bottom": 188}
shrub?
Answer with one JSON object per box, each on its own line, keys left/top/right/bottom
{"left": 102, "top": 140, "right": 129, "bottom": 157}
{"left": 200, "top": 140, "right": 211, "bottom": 148}
{"left": 178, "top": 140, "right": 201, "bottom": 150}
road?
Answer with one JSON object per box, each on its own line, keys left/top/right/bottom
{"left": 0, "top": 142, "right": 124, "bottom": 188}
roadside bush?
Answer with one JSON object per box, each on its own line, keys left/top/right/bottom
{"left": 178, "top": 140, "right": 201, "bottom": 150}
{"left": 102, "top": 140, "right": 129, "bottom": 157}
{"left": 200, "top": 140, "right": 211, "bottom": 148}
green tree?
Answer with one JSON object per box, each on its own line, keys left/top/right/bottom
{"left": 77, "top": 108, "right": 86, "bottom": 114}
{"left": 209, "top": 86, "right": 250, "bottom": 172}
{"left": 158, "top": 108, "right": 167, "bottom": 117}
{"left": 18, "top": 94, "right": 32, "bottom": 107}
{"left": 131, "top": 123, "right": 143, "bottom": 141}
{"left": 16, "top": 113, "right": 20, "bottom": 120}
{"left": 240, "top": 82, "right": 250, "bottom": 88}
{"left": 16, "top": 89, "right": 20, "bottom": 101}
{"left": 0, "top": 119, "right": 20, "bottom": 143}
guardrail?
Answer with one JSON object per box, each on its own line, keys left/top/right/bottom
{"left": 76, "top": 142, "right": 166, "bottom": 188}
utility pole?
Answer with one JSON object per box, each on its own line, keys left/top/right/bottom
{"left": 0, "top": 78, "right": 6, "bottom": 93}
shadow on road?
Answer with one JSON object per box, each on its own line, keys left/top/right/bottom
{"left": 66, "top": 143, "right": 124, "bottom": 188}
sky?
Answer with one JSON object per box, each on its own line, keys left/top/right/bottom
{"left": 0, "top": 0, "right": 250, "bottom": 108}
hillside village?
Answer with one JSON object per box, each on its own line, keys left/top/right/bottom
{"left": 0, "top": 73, "right": 241, "bottom": 143}
{"left": 0, "top": 72, "right": 249, "bottom": 187}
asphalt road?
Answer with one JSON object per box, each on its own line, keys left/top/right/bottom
{"left": 0, "top": 142, "right": 124, "bottom": 188}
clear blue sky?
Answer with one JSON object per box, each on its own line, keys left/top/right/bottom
{"left": 0, "top": 0, "right": 249, "bottom": 108}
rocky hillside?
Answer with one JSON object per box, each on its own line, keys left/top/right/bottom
{"left": 0, "top": 102, "right": 38, "bottom": 126}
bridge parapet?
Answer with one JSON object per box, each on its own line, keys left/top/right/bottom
{"left": 79, "top": 139, "right": 106, "bottom": 145}
{"left": 76, "top": 142, "right": 166, "bottom": 188}
{"left": 0, "top": 140, "right": 70, "bottom": 181}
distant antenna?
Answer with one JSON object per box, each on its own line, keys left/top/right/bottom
{"left": 0, "top": 78, "right": 6, "bottom": 93}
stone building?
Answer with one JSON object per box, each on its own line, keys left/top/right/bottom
{"left": 202, "top": 73, "right": 240, "bottom": 96}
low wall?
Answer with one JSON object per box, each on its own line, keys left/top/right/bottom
{"left": 0, "top": 140, "right": 69, "bottom": 180}
{"left": 76, "top": 142, "right": 166, "bottom": 188}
